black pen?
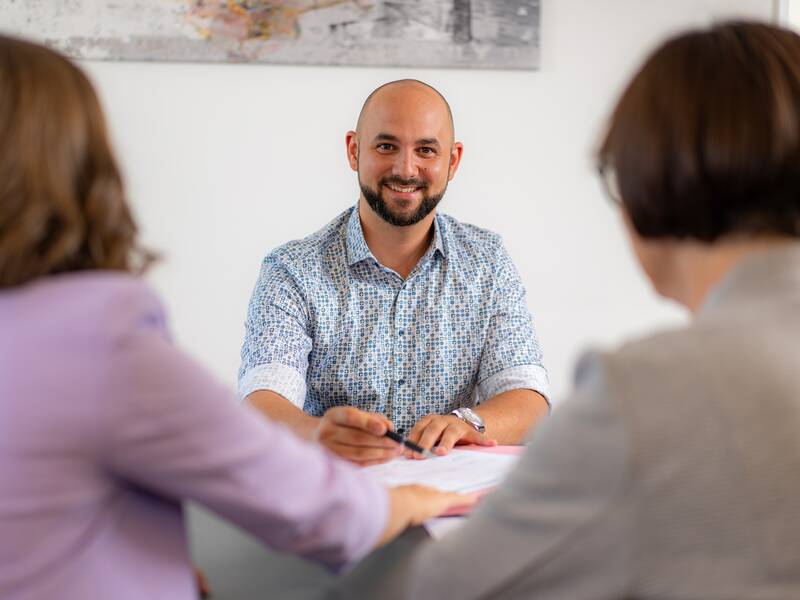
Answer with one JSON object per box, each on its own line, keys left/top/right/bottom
{"left": 384, "top": 430, "right": 437, "bottom": 459}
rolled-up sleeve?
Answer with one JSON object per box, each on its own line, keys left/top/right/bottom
{"left": 476, "top": 241, "right": 551, "bottom": 405}
{"left": 238, "top": 255, "right": 313, "bottom": 407}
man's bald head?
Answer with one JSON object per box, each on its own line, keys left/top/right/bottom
{"left": 355, "top": 79, "right": 455, "bottom": 143}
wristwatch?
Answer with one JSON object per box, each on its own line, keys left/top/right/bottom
{"left": 451, "top": 407, "right": 486, "bottom": 434}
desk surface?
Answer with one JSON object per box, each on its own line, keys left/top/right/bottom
{"left": 189, "top": 504, "right": 425, "bottom": 600}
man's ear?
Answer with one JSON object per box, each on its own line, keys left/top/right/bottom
{"left": 447, "top": 141, "right": 464, "bottom": 182}
{"left": 345, "top": 130, "right": 359, "bottom": 172}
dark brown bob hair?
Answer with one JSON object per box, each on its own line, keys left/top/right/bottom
{"left": 0, "top": 35, "right": 154, "bottom": 288}
{"left": 599, "top": 21, "right": 800, "bottom": 242}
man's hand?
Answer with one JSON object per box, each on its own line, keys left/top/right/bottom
{"left": 315, "top": 406, "right": 402, "bottom": 466}
{"left": 405, "top": 414, "right": 496, "bottom": 459}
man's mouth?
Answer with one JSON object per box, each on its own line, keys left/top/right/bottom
{"left": 384, "top": 182, "right": 424, "bottom": 194}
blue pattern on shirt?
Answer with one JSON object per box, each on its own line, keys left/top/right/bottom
{"left": 238, "top": 205, "right": 549, "bottom": 433}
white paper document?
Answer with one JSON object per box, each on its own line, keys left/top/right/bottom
{"left": 362, "top": 449, "right": 519, "bottom": 494}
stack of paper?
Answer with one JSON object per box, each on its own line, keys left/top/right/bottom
{"left": 363, "top": 448, "right": 522, "bottom": 538}
{"left": 362, "top": 448, "right": 519, "bottom": 494}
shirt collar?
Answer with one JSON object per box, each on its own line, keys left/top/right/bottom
{"left": 346, "top": 206, "right": 374, "bottom": 266}
{"left": 345, "top": 205, "right": 449, "bottom": 267}
{"left": 431, "top": 214, "right": 448, "bottom": 259}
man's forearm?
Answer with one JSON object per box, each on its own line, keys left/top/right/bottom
{"left": 245, "top": 390, "right": 320, "bottom": 441}
{"left": 473, "top": 389, "right": 549, "bottom": 444}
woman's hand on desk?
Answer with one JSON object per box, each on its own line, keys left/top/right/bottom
{"left": 377, "top": 485, "right": 477, "bottom": 547}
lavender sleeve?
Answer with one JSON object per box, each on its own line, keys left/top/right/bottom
{"left": 99, "top": 302, "right": 388, "bottom": 571}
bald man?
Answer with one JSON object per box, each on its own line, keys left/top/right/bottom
{"left": 238, "top": 80, "right": 550, "bottom": 465}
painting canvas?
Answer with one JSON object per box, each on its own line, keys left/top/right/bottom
{"left": 0, "top": 0, "right": 539, "bottom": 70}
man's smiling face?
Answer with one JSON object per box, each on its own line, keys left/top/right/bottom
{"left": 348, "top": 81, "right": 461, "bottom": 227}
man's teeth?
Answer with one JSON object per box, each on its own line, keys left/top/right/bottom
{"left": 387, "top": 184, "right": 419, "bottom": 193}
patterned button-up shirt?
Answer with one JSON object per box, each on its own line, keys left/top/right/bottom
{"left": 238, "top": 206, "right": 550, "bottom": 433}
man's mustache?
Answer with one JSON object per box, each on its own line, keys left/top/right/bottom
{"left": 380, "top": 176, "right": 427, "bottom": 189}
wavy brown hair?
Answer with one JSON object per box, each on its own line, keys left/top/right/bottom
{"left": 0, "top": 35, "right": 154, "bottom": 288}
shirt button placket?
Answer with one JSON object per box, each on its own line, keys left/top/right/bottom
{"left": 393, "top": 281, "right": 409, "bottom": 429}
{"left": 386, "top": 276, "right": 402, "bottom": 426}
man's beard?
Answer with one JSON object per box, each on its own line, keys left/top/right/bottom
{"left": 360, "top": 176, "right": 446, "bottom": 227}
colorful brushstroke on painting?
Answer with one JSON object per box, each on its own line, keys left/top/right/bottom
{"left": 185, "top": 1, "right": 362, "bottom": 43}
{"left": 0, "top": 0, "right": 540, "bottom": 69}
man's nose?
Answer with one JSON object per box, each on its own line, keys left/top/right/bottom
{"left": 392, "top": 150, "right": 418, "bottom": 180}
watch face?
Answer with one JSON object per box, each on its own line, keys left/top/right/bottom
{"left": 459, "top": 407, "right": 486, "bottom": 433}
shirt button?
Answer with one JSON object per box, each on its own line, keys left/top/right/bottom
{"left": 398, "top": 329, "right": 405, "bottom": 336}
{"left": 398, "top": 379, "right": 406, "bottom": 386}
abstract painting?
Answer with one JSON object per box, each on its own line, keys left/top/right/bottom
{"left": 1, "top": 0, "right": 539, "bottom": 69}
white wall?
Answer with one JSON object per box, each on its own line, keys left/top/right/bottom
{"left": 4, "top": 0, "right": 775, "bottom": 401}
{"left": 786, "top": 0, "right": 800, "bottom": 26}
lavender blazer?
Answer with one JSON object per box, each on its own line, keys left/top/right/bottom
{"left": 0, "top": 273, "right": 387, "bottom": 600}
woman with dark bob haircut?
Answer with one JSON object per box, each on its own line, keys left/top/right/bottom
{"left": 362, "top": 21, "right": 800, "bottom": 600}
{"left": 0, "top": 36, "right": 469, "bottom": 600}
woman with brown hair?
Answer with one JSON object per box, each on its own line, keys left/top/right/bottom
{"left": 366, "top": 20, "right": 800, "bottom": 600}
{"left": 0, "top": 35, "right": 469, "bottom": 600}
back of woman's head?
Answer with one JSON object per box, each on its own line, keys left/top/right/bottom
{"left": 599, "top": 21, "right": 800, "bottom": 242}
{"left": 0, "top": 35, "right": 152, "bottom": 288}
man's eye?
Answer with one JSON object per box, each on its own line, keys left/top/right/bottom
{"left": 418, "top": 147, "right": 436, "bottom": 155}
{"left": 377, "top": 143, "right": 395, "bottom": 151}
